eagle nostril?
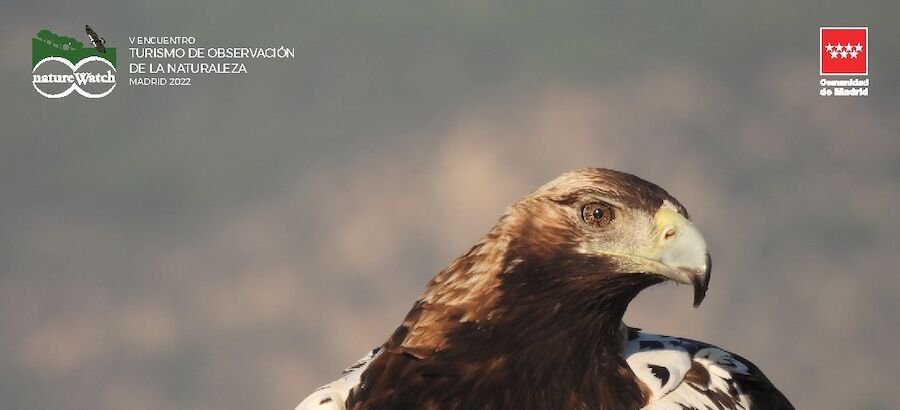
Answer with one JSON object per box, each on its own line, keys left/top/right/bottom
{"left": 663, "top": 228, "right": 677, "bottom": 241}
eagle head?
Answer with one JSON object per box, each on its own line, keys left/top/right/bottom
{"left": 497, "top": 167, "right": 711, "bottom": 308}
{"left": 418, "top": 167, "right": 710, "bottom": 340}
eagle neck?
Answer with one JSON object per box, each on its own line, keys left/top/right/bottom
{"left": 465, "top": 251, "right": 660, "bottom": 405}
{"left": 492, "top": 265, "right": 653, "bottom": 357}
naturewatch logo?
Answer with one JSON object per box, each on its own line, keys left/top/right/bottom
{"left": 32, "top": 25, "right": 117, "bottom": 98}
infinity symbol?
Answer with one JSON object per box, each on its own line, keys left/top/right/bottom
{"left": 32, "top": 56, "right": 117, "bottom": 98}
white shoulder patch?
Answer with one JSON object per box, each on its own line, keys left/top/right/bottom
{"left": 625, "top": 333, "right": 692, "bottom": 401}
{"left": 295, "top": 348, "right": 381, "bottom": 410}
{"left": 626, "top": 330, "right": 753, "bottom": 410}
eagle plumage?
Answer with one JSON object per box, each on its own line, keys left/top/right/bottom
{"left": 298, "top": 168, "right": 792, "bottom": 409}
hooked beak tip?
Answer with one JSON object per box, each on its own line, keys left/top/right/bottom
{"left": 691, "top": 275, "right": 707, "bottom": 308}
{"left": 690, "top": 253, "right": 712, "bottom": 308}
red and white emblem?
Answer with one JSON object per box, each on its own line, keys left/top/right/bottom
{"left": 820, "top": 27, "right": 868, "bottom": 75}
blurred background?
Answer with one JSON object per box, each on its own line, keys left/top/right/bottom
{"left": 2, "top": 2, "right": 899, "bottom": 409}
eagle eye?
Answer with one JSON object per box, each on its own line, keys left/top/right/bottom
{"left": 581, "top": 202, "right": 614, "bottom": 227}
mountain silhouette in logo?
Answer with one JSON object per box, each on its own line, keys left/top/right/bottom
{"left": 32, "top": 28, "right": 116, "bottom": 67}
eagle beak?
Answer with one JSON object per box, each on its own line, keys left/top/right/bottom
{"left": 654, "top": 209, "right": 711, "bottom": 308}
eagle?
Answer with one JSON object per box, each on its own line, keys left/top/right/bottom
{"left": 85, "top": 25, "right": 106, "bottom": 53}
{"left": 298, "top": 168, "right": 793, "bottom": 409}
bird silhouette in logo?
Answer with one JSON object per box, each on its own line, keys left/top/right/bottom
{"left": 85, "top": 25, "right": 106, "bottom": 53}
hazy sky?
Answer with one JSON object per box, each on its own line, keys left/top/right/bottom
{"left": 2, "top": 2, "right": 899, "bottom": 409}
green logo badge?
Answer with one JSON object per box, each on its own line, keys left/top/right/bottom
{"left": 32, "top": 26, "right": 117, "bottom": 98}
